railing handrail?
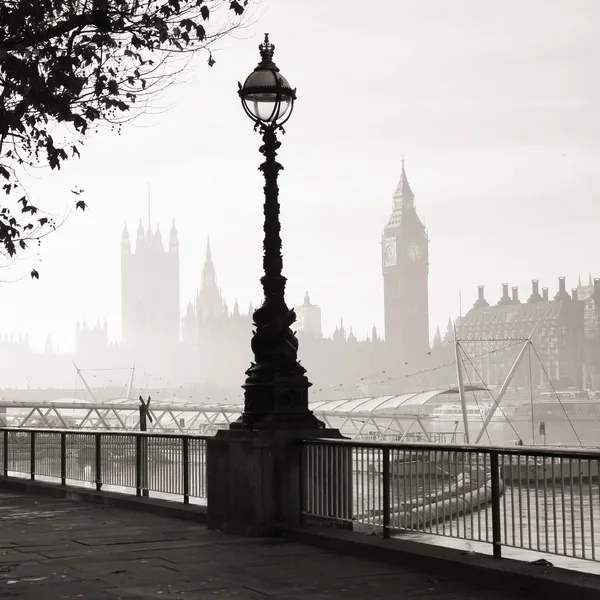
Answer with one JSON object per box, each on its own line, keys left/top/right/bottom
{"left": 0, "top": 426, "right": 210, "bottom": 441}
{"left": 301, "top": 437, "right": 600, "bottom": 459}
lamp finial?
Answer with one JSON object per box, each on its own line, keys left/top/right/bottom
{"left": 258, "top": 33, "right": 276, "bottom": 69}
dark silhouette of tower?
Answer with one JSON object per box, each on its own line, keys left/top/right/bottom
{"left": 382, "top": 160, "right": 430, "bottom": 359}
{"left": 197, "top": 237, "right": 225, "bottom": 322}
{"left": 121, "top": 220, "right": 180, "bottom": 348}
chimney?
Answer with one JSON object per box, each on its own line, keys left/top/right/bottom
{"left": 528, "top": 279, "right": 543, "bottom": 303}
{"left": 542, "top": 287, "right": 549, "bottom": 301}
{"left": 497, "top": 283, "right": 511, "bottom": 306}
{"left": 571, "top": 288, "right": 578, "bottom": 301}
{"left": 474, "top": 285, "right": 489, "bottom": 308}
{"left": 554, "top": 276, "right": 571, "bottom": 301}
{"left": 511, "top": 286, "right": 520, "bottom": 303}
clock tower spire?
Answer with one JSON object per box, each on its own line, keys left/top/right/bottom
{"left": 382, "top": 160, "right": 429, "bottom": 359}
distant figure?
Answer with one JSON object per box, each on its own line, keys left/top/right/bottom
{"left": 517, "top": 439, "right": 524, "bottom": 446}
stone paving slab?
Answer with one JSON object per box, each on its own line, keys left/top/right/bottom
{"left": 0, "top": 491, "right": 530, "bottom": 599}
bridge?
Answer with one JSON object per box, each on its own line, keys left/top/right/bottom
{"left": 0, "top": 386, "right": 491, "bottom": 443}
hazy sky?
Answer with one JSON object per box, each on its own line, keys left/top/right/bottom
{"left": 2, "top": 0, "right": 599, "bottom": 354}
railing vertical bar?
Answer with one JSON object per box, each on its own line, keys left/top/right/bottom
{"left": 451, "top": 451, "right": 458, "bottom": 538}
{"left": 477, "top": 452, "right": 482, "bottom": 541}
{"left": 510, "top": 455, "right": 516, "bottom": 548}
{"left": 360, "top": 446, "right": 365, "bottom": 524}
{"left": 428, "top": 450, "right": 433, "bottom": 535}
{"left": 314, "top": 444, "right": 319, "bottom": 519}
{"left": 483, "top": 452, "right": 489, "bottom": 542}
{"left": 462, "top": 452, "right": 468, "bottom": 539}
{"left": 579, "top": 458, "right": 585, "bottom": 559}
{"left": 383, "top": 446, "right": 390, "bottom": 539}
{"left": 30, "top": 431, "right": 36, "bottom": 481}
{"left": 526, "top": 455, "right": 531, "bottom": 549}
{"left": 422, "top": 450, "right": 427, "bottom": 533}
{"left": 306, "top": 444, "right": 312, "bottom": 517}
{"left": 552, "top": 456, "right": 558, "bottom": 554}
{"left": 441, "top": 450, "right": 446, "bottom": 536}
{"left": 408, "top": 450, "right": 414, "bottom": 530}
{"left": 394, "top": 448, "right": 400, "bottom": 531}
{"left": 561, "top": 457, "right": 566, "bottom": 555}
{"left": 501, "top": 453, "right": 507, "bottom": 548}
{"left": 320, "top": 442, "right": 325, "bottom": 519}
{"left": 325, "top": 444, "right": 330, "bottom": 519}
{"left": 343, "top": 444, "right": 349, "bottom": 523}
{"left": 534, "top": 455, "right": 540, "bottom": 551}
{"left": 2, "top": 430, "right": 8, "bottom": 476}
{"left": 570, "top": 459, "right": 575, "bottom": 556}
{"left": 470, "top": 451, "right": 475, "bottom": 540}
{"left": 367, "top": 447, "right": 372, "bottom": 524}
{"left": 182, "top": 436, "right": 190, "bottom": 505}
{"left": 490, "top": 452, "right": 502, "bottom": 559}
{"left": 337, "top": 445, "right": 342, "bottom": 521}
{"left": 135, "top": 434, "right": 142, "bottom": 497}
{"left": 431, "top": 450, "right": 437, "bottom": 535}
{"left": 330, "top": 444, "right": 336, "bottom": 520}
{"left": 341, "top": 445, "right": 346, "bottom": 521}
{"left": 95, "top": 433, "right": 102, "bottom": 491}
{"left": 298, "top": 442, "right": 305, "bottom": 523}
{"left": 416, "top": 450, "right": 421, "bottom": 533}
{"left": 589, "top": 459, "right": 596, "bottom": 561}
{"left": 60, "top": 432, "right": 66, "bottom": 486}
{"left": 415, "top": 450, "right": 420, "bottom": 531}
{"left": 517, "top": 456, "right": 523, "bottom": 548}
{"left": 543, "top": 456, "right": 549, "bottom": 552}
{"left": 352, "top": 446, "right": 357, "bottom": 524}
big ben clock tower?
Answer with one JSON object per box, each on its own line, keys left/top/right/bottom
{"left": 382, "top": 160, "right": 430, "bottom": 360}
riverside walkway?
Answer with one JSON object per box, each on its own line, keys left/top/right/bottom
{"left": 0, "top": 491, "right": 526, "bottom": 600}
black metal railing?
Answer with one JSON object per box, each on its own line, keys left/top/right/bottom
{"left": 300, "top": 439, "right": 600, "bottom": 562}
{"left": 0, "top": 428, "right": 208, "bottom": 503}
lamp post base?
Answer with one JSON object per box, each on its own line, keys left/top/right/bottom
{"left": 231, "top": 376, "right": 325, "bottom": 431}
{"left": 206, "top": 426, "right": 347, "bottom": 536}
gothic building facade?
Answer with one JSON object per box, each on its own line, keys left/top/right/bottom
{"left": 75, "top": 319, "right": 108, "bottom": 356}
{"left": 450, "top": 277, "right": 590, "bottom": 391}
{"left": 121, "top": 221, "right": 180, "bottom": 349}
{"left": 382, "top": 160, "right": 430, "bottom": 360}
{"left": 181, "top": 239, "right": 254, "bottom": 387}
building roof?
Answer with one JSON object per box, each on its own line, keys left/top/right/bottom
{"left": 308, "top": 386, "right": 486, "bottom": 414}
{"left": 459, "top": 300, "right": 564, "bottom": 330}
{"left": 392, "top": 159, "right": 414, "bottom": 205}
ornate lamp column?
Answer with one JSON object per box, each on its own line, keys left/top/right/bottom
{"left": 207, "top": 36, "right": 346, "bottom": 536}
{"left": 232, "top": 34, "right": 324, "bottom": 431}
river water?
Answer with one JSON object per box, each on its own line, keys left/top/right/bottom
{"left": 352, "top": 469, "right": 600, "bottom": 562}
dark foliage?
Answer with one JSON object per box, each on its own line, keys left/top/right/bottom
{"left": 0, "top": 0, "right": 247, "bottom": 276}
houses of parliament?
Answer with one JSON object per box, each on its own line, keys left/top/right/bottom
{"left": 112, "top": 160, "right": 600, "bottom": 398}
{"left": 2, "top": 162, "right": 599, "bottom": 398}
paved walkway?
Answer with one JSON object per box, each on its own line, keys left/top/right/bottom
{"left": 0, "top": 491, "right": 528, "bottom": 600}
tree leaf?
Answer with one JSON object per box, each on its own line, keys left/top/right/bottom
{"left": 0, "top": 0, "right": 247, "bottom": 264}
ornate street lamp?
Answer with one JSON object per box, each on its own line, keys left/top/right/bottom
{"left": 232, "top": 34, "right": 324, "bottom": 431}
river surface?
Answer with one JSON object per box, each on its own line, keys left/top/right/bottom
{"left": 351, "top": 469, "right": 600, "bottom": 562}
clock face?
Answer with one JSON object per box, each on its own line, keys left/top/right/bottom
{"left": 383, "top": 241, "right": 396, "bottom": 266}
{"left": 407, "top": 242, "right": 423, "bottom": 261}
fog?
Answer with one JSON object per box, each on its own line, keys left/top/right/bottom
{"left": 1, "top": 0, "right": 599, "bottom": 399}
